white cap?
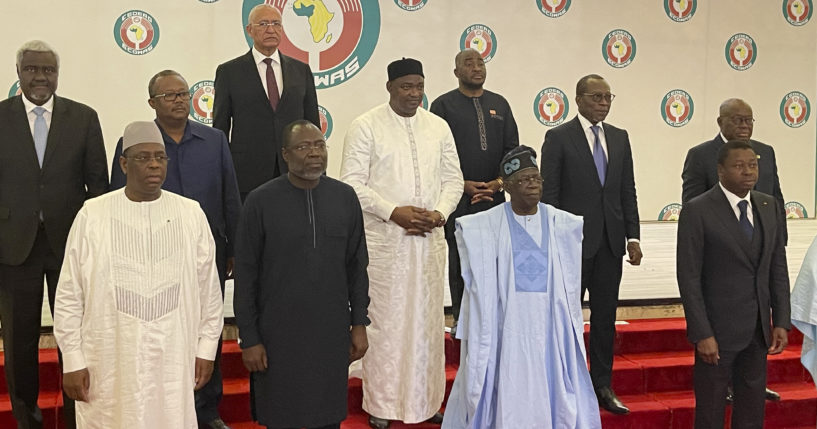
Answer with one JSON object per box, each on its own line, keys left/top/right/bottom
{"left": 122, "top": 121, "right": 164, "bottom": 152}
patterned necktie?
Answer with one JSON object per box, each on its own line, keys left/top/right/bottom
{"left": 591, "top": 125, "right": 606, "bottom": 185}
{"left": 263, "top": 58, "right": 280, "bottom": 111}
{"left": 738, "top": 200, "right": 753, "bottom": 240}
{"left": 33, "top": 106, "right": 48, "bottom": 167}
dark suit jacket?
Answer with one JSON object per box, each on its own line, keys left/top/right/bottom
{"left": 676, "top": 186, "right": 790, "bottom": 351}
{"left": 681, "top": 134, "right": 783, "bottom": 205}
{"left": 540, "top": 116, "right": 640, "bottom": 258}
{"left": 0, "top": 95, "right": 109, "bottom": 265}
{"left": 213, "top": 50, "right": 319, "bottom": 193}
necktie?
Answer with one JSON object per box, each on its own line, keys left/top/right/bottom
{"left": 738, "top": 200, "right": 753, "bottom": 240}
{"left": 263, "top": 58, "right": 280, "bottom": 111}
{"left": 591, "top": 125, "right": 606, "bottom": 185}
{"left": 33, "top": 106, "right": 47, "bottom": 167}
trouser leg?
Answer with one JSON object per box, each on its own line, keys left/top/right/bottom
{"left": 583, "top": 233, "right": 623, "bottom": 389}
{"left": 731, "top": 324, "right": 768, "bottom": 429}
{"left": 693, "top": 348, "right": 734, "bottom": 429}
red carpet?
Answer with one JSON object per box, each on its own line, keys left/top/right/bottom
{"left": 1, "top": 319, "right": 814, "bottom": 428}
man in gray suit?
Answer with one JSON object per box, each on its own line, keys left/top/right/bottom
{"left": 677, "top": 140, "right": 790, "bottom": 428}
{"left": 0, "top": 40, "right": 109, "bottom": 429}
{"left": 214, "top": 3, "right": 319, "bottom": 200}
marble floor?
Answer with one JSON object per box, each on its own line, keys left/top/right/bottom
{"left": 20, "top": 218, "right": 817, "bottom": 328}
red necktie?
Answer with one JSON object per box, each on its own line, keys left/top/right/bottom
{"left": 263, "top": 58, "right": 280, "bottom": 111}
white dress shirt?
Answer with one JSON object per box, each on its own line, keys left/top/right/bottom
{"left": 577, "top": 113, "right": 608, "bottom": 161}
{"left": 252, "top": 47, "right": 283, "bottom": 99}
{"left": 22, "top": 95, "right": 53, "bottom": 136}
{"left": 719, "top": 182, "right": 754, "bottom": 226}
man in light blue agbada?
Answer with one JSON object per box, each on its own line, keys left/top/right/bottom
{"left": 791, "top": 233, "right": 817, "bottom": 427}
{"left": 442, "top": 146, "right": 601, "bottom": 429}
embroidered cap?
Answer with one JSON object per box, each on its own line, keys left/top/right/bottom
{"left": 500, "top": 145, "right": 538, "bottom": 179}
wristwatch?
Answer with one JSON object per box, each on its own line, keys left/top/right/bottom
{"left": 496, "top": 176, "right": 504, "bottom": 192}
{"left": 434, "top": 210, "right": 446, "bottom": 227}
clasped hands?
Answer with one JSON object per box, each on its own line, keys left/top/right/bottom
{"left": 390, "top": 206, "right": 443, "bottom": 236}
{"left": 465, "top": 180, "right": 502, "bottom": 205}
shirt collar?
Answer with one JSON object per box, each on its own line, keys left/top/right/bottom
{"left": 719, "top": 132, "right": 729, "bottom": 143}
{"left": 577, "top": 113, "right": 603, "bottom": 132}
{"left": 719, "top": 182, "right": 752, "bottom": 210}
{"left": 154, "top": 119, "right": 198, "bottom": 145}
{"left": 22, "top": 94, "right": 54, "bottom": 114}
{"left": 252, "top": 47, "right": 280, "bottom": 66}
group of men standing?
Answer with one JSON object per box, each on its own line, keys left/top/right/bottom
{"left": 0, "top": 3, "right": 808, "bottom": 429}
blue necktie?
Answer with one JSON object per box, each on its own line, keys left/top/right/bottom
{"left": 33, "top": 106, "right": 47, "bottom": 167}
{"left": 591, "top": 125, "right": 606, "bottom": 185}
{"left": 738, "top": 200, "right": 753, "bottom": 240}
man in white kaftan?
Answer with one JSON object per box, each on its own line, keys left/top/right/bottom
{"left": 443, "top": 146, "right": 601, "bottom": 429}
{"left": 53, "top": 121, "right": 224, "bottom": 429}
{"left": 791, "top": 233, "right": 817, "bottom": 419}
{"left": 340, "top": 58, "right": 463, "bottom": 427}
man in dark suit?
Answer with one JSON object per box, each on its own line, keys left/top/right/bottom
{"left": 677, "top": 140, "right": 790, "bottom": 429}
{"left": 682, "top": 98, "right": 785, "bottom": 402}
{"left": 0, "top": 40, "right": 108, "bottom": 429}
{"left": 214, "top": 3, "right": 319, "bottom": 199}
{"left": 540, "top": 74, "right": 642, "bottom": 415}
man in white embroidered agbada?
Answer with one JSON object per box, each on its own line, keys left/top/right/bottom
{"left": 53, "top": 121, "right": 224, "bottom": 429}
{"left": 340, "top": 58, "right": 464, "bottom": 428}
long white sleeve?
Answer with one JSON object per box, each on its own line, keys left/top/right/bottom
{"left": 195, "top": 208, "right": 224, "bottom": 361}
{"left": 54, "top": 208, "right": 89, "bottom": 373}
{"left": 340, "top": 116, "right": 398, "bottom": 222}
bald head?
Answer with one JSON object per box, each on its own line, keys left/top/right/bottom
{"left": 717, "top": 98, "right": 754, "bottom": 141}
{"left": 248, "top": 4, "right": 280, "bottom": 22}
{"left": 454, "top": 48, "right": 486, "bottom": 92}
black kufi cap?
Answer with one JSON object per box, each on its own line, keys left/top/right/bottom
{"left": 500, "top": 145, "right": 538, "bottom": 179}
{"left": 387, "top": 57, "right": 424, "bottom": 81}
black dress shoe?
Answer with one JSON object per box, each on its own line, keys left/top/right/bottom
{"left": 426, "top": 411, "right": 444, "bottom": 424}
{"left": 368, "top": 415, "right": 391, "bottom": 429}
{"left": 765, "top": 387, "right": 781, "bottom": 401}
{"left": 596, "top": 386, "right": 630, "bottom": 415}
{"left": 199, "top": 418, "right": 231, "bottom": 429}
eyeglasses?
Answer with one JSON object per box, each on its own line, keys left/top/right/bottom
{"left": 291, "top": 142, "right": 328, "bottom": 153}
{"left": 728, "top": 116, "right": 755, "bottom": 125}
{"left": 582, "top": 93, "right": 616, "bottom": 103}
{"left": 399, "top": 83, "right": 424, "bottom": 91}
{"left": 251, "top": 21, "right": 283, "bottom": 30}
{"left": 128, "top": 155, "right": 170, "bottom": 164}
{"left": 20, "top": 65, "right": 57, "bottom": 75}
{"left": 152, "top": 91, "right": 191, "bottom": 102}
{"left": 510, "top": 175, "right": 544, "bottom": 186}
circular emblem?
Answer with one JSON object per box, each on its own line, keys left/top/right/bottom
{"left": 242, "top": 1, "right": 380, "bottom": 89}
{"left": 533, "top": 87, "right": 569, "bottom": 127}
{"left": 602, "top": 29, "right": 636, "bottom": 68}
{"left": 537, "top": 0, "right": 571, "bottom": 18}
{"left": 658, "top": 203, "right": 683, "bottom": 221}
{"left": 664, "top": 0, "right": 696, "bottom": 22}
{"left": 783, "top": 0, "right": 813, "bottom": 26}
{"left": 724, "top": 33, "right": 757, "bottom": 71}
{"left": 785, "top": 201, "right": 808, "bottom": 219}
{"left": 459, "top": 24, "right": 498, "bottom": 63}
{"left": 318, "top": 105, "right": 333, "bottom": 139}
{"left": 189, "top": 81, "right": 216, "bottom": 125}
{"left": 393, "top": 0, "right": 428, "bottom": 11}
{"left": 661, "top": 89, "right": 694, "bottom": 127}
{"left": 114, "top": 10, "right": 160, "bottom": 55}
{"left": 8, "top": 80, "right": 21, "bottom": 99}
{"left": 780, "top": 91, "right": 811, "bottom": 128}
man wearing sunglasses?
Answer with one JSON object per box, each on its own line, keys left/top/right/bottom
{"left": 109, "top": 70, "right": 241, "bottom": 429}
{"left": 540, "top": 74, "right": 642, "bottom": 415}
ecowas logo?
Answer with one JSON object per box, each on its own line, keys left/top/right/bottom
{"left": 664, "top": 0, "right": 696, "bottom": 22}
{"left": 114, "top": 10, "right": 159, "bottom": 55}
{"left": 537, "top": 0, "right": 571, "bottom": 18}
{"left": 8, "top": 80, "right": 21, "bottom": 99}
{"left": 533, "top": 88, "right": 569, "bottom": 126}
{"left": 460, "top": 24, "right": 498, "bottom": 63}
{"left": 661, "top": 90, "right": 694, "bottom": 127}
{"left": 602, "top": 30, "right": 636, "bottom": 68}
{"left": 725, "top": 33, "right": 756, "bottom": 71}
{"left": 783, "top": 0, "right": 812, "bottom": 26}
{"left": 785, "top": 202, "right": 808, "bottom": 219}
{"left": 780, "top": 91, "right": 810, "bottom": 128}
{"left": 318, "top": 105, "right": 333, "bottom": 139}
{"left": 189, "top": 81, "right": 216, "bottom": 125}
{"left": 394, "top": 0, "right": 428, "bottom": 12}
{"left": 242, "top": 1, "right": 380, "bottom": 89}
{"left": 658, "top": 203, "right": 682, "bottom": 221}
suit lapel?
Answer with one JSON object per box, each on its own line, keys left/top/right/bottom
{"left": 241, "top": 50, "right": 275, "bottom": 114}
{"left": 568, "top": 117, "right": 602, "bottom": 188}
{"left": 751, "top": 191, "right": 775, "bottom": 257}
{"left": 602, "top": 123, "right": 618, "bottom": 186}
{"left": 707, "top": 186, "right": 754, "bottom": 266}
{"left": 9, "top": 96, "right": 41, "bottom": 170}
{"left": 41, "top": 95, "right": 65, "bottom": 170}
